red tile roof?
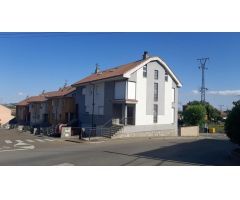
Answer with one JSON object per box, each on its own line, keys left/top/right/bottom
{"left": 73, "top": 59, "right": 147, "bottom": 86}
{"left": 45, "top": 86, "right": 76, "bottom": 99}
{"left": 17, "top": 97, "right": 36, "bottom": 106}
{"left": 17, "top": 86, "right": 76, "bottom": 106}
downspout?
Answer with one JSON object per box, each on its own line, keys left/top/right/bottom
{"left": 91, "top": 83, "right": 95, "bottom": 128}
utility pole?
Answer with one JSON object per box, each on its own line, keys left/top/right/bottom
{"left": 219, "top": 105, "right": 224, "bottom": 112}
{"left": 197, "top": 58, "right": 209, "bottom": 103}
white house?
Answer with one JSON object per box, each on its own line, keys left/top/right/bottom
{"left": 72, "top": 52, "right": 182, "bottom": 137}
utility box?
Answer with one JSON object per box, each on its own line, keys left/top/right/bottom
{"left": 61, "top": 127, "right": 72, "bottom": 138}
{"left": 209, "top": 128, "right": 216, "bottom": 134}
{"left": 18, "top": 125, "right": 24, "bottom": 132}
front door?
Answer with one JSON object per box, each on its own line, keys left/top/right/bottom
{"left": 127, "top": 105, "right": 135, "bottom": 125}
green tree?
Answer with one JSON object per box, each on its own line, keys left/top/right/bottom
{"left": 183, "top": 104, "right": 206, "bottom": 126}
{"left": 225, "top": 100, "right": 240, "bottom": 145}
{"left": 186, "top": 101, "right": 222, "bottom": 122}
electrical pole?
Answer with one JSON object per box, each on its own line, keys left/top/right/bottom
{"left": 219, "top": 105, "right": 224, "bottom": 112}
{"left": 197, "top": 58, "right": 209, "bottom": 103}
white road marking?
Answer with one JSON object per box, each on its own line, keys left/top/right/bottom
{"left": 56, "top": 163, "right": 75, "bottom": 166}
{"left": 26, "top": 139, "right": 35, "bottom": 143}
{"left": 16, "top": 140, "right": 24, "bottom": 143}
{"left": 35, "top": 139, "right": 45, "bottom": 142}
{"left": 44, "top": 139, "right": 55, "bottom": 142}
{"left": 0, "top": 149, "right": 28, "bottom": 153}
{"left": 5, "top": 140, "right": 12, "bottom": 144}
{"left": 20, "top": 145, "right": 35, "bottom": 150}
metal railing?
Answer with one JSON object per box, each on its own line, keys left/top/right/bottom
{"left": 114, "top": 117, "right": 135, "bottom": 126}
{"left": 69, "top": 125, "right": 123, "bottom": 140}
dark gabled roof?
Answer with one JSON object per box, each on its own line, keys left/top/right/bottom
{"left": 45, "top": 86, "right": 76, "bottom": 99}
{"left": 72, "top": 59, "right": 147, "bottom": 86}
{"left": 17, "top": 86, "right": 76, "bottom": 106}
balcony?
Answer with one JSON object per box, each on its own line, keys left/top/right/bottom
{"left": 114, "top": 81, "right": 137, "bottom": 102}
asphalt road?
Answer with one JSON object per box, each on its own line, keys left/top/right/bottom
{"left": 0, "top": 128, "right": 239, "bottom": 166}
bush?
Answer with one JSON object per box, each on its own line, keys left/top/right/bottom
{"left": 225, "top": 101, "right": 240, "bottom": 145}
{"left": 183, "top": 104, "right": 206, "bottom": 126}
{"left": 186, "top": 101, "right": 222, "bottom": 122}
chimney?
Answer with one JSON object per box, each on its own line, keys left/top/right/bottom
{"left": 95, "top": 63, "right": 100, "bottom": 74}
{"left": 142, "top": 51, "right": 149, "bottom": 60}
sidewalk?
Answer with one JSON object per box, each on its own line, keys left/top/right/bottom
{"left": 63, "top": 136, "right": 110, "bottom": 144}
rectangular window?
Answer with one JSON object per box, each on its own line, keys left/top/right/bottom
{"left": 65, "top": 113, "right": 68, "bottom": 121}
{"left": 172, "top": 88, "right": 176, "bottom": 103}
{"left": 165, "top": 71, "right": 169, "bottom": 82}
{"left": 154, "top": 70, "right": 158, "bottom": 80}
{"left": 153, "top": 104, "right": 158, "bottom": 123}
{"left": 154, "top": 83, "right": 158, "bottom": 101}
{"left": 143, "top": 65, "right": 147, "bottom": 77}
{"left": 43, "top": 114, "right": 48, "bottom": 123}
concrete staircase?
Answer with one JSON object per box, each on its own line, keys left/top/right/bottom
{"left": 101, "top": 125, "right": 123, "bottom": 138}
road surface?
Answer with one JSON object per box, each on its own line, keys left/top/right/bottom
{"left": 0, "top": 128, "right": 239, "bottom": 166}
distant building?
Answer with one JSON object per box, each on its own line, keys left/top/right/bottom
{"left": 0, "top": 104, "right": 15, "bottom": 127}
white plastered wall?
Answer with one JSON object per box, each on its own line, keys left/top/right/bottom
{"left": 135, "top": 67, "right": 175, "bottom": 125}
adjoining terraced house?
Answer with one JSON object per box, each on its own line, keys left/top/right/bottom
{"left": 16, "top": 86, "right": 77, "bottom": 127}
{"left": 72, "top": 52, "right": 182, "bottom": 137}
{"left": 45, "top": 86, "right": 77, "bottom": 126}
{"left": 16, "top": 98, "right": 31, "bottom": 125}
{"left": 27, "top": 94, "right": 50, "bottom": 127}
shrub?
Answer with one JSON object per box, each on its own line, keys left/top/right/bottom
{"left": 183, "top": 104, "right": 206, "bottom": 126}
{"left": 186, "top": 101, "right": 222, "bottom": 122}
{"left": 225, "top": 101, "right": 240, "bottom": 145}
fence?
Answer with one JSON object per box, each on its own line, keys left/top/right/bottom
{"left": 66, "top": 126, "right": 123, "bottom": 140}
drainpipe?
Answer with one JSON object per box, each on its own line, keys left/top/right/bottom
{"left": 91, "top": 83, "right": 95, "bottom": 128}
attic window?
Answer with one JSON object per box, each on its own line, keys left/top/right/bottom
{"left": 143, "top": 65, "right": 147, "bottom": 77}
{"left": 165, "top": 71, "right": 169, "bottom": 82}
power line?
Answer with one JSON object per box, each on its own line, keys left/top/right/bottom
{"left": 0, "top": 32, "right": 122, "bottom": 39}
{"left": 197, "top": 57, "right": 209, "bottom": 103}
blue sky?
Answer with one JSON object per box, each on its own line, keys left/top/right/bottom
{"left": 0, "top": 32, "right": 239, "bottom": 110}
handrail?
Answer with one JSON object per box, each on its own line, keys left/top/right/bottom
{"left": 119, "top": 116, "right": 135, "bottom": 125}
{"left": 102, "top": 118, "right": 113, "bottom": 128}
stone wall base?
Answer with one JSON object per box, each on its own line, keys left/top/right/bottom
{"left": 112, "top": 129, "right": 177, "bottom": 139}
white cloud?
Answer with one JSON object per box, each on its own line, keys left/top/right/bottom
{"left": 18, "top": 92, "right": 24, "bottom": 96}
{"left": 207, "top": 90, "right": 240, "bottom": 96}
{"left": 192, "top": 90, "right": 199, "bottom": 94}
{"left": 192, "top": 89, "right": 240, "bottom": 96}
